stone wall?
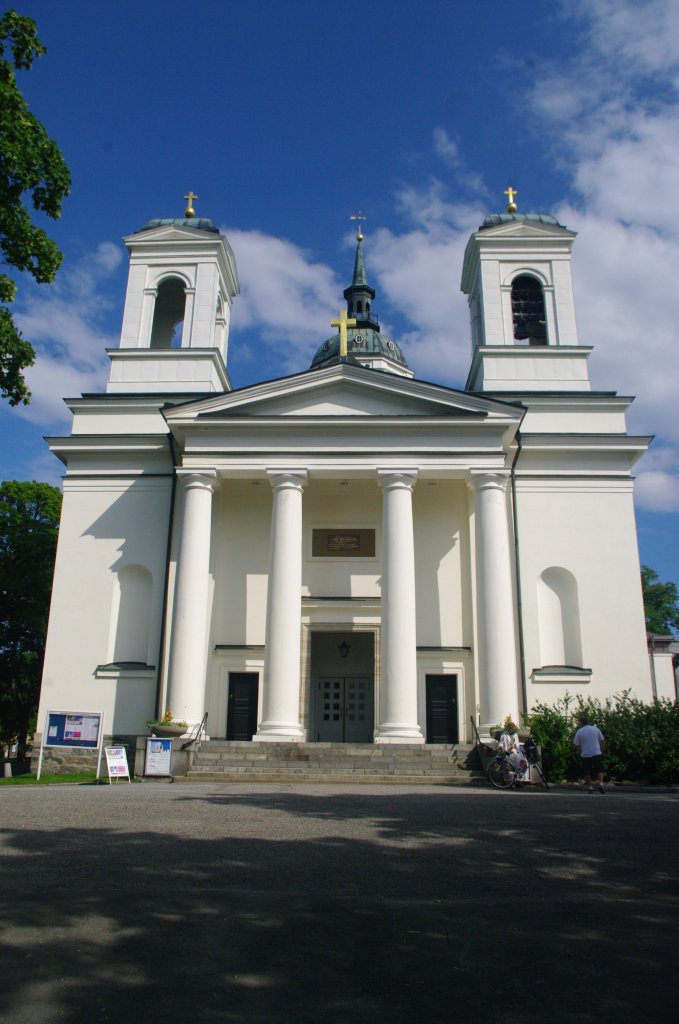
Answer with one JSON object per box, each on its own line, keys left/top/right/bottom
{"left": 31, "top": 735, "right": 139, "bottom": 777}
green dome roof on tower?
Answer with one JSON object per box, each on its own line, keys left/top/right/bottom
{"left": 139, "top": 217, "right": 219, "bottom": 233}
{"left": 479, "top": 212, "right": 565, "bottom": 230}
{"left": 311, "top": 326, "right": 409, "bottom": 370}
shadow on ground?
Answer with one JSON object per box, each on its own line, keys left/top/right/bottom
{"left": 0, "top": 787, "right": 676, "bottom": 1023}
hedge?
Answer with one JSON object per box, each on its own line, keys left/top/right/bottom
{"left": 524, "top": 692, "right": 679, "bottom": 785}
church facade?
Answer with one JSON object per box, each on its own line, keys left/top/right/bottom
{"left": 36, "top": 203, "right": 664, "bottom": 750}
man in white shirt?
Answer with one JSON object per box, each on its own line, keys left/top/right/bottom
{"left": 573, "top": 713, "right": 606, "bottom": 793}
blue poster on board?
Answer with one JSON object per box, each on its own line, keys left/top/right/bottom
{"left": 45, "top": 712, "right": 102, "bottom": 748}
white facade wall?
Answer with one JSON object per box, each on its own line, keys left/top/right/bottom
{"left": 516, "top": 481, "right": 652, "bottom": 706}
{"left": 38, "top": 477, "right": 172, "bottom": 735}
{"left": 413, "top": 482, "right": 471, "bottom": 648}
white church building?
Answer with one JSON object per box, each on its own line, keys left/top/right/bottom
{"left": 36, "top": 198, "right": 665, "bottom": 755}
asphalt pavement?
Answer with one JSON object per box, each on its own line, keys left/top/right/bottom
{"left": 0, "top": 782, "right": 676, "bottom": 1024}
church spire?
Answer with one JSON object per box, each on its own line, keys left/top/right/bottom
{"left": 351, "top": 232, "right": 369, "bottom": 288}
{"left": 343, "top": 218, "right": 377, "bottom": 328}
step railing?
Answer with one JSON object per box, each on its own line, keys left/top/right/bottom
{"left": 180, "top": 711, "right": 208, "bottom": 750}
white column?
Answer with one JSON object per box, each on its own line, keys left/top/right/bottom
{"left": 254, "top": 470, "right": 307, "bottom": 742}
{"left": 470, "top": 471, "right": 519, "bottom": 734}
{"left": 166, "top": 470, "right": 217, "bottom": 728}
{"left": 375, "top": 471, "right": 424, "bottom": 744}
{"left": 139, "top": 287, "right": 156, "bottom": 347}
{"left": 181, "top": 288, "right": 196, "bottom": 348}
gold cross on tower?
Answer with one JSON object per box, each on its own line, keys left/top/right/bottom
{"left": 504, "top": 186, "right": 518, "bottom": 214}
{"left": 331, "top": 309, "right": 357, "bottom": 358}
{"left": 184, "top": 191, "right": 199, "bottom": 217}
{"left": 350, "top": 211, "right": 366, "bottom": 240}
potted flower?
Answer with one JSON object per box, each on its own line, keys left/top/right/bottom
{"left": 146, "top": 708, "right": 188, "bottom": 738}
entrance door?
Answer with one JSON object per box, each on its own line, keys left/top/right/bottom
{"left": 425, "top": 674, "right": 458, "bottom": 743}
{"left": 317, "top": 676, "right": 373, "bottom": 743}
{"left": 227, "top": 672, "right": 259, "bottom": 740}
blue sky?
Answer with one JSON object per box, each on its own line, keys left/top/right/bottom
{"left": 3, "top": 0, "right": 679, "bottom": 591}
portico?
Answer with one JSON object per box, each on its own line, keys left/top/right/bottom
{"left": 161, "top": 401, "right": 523, "bottom": 742}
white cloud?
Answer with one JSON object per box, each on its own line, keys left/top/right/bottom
{"left": 14, "top": 242, "right": 123, "bottom": 425}
{"left": 225, "top": 228, "right": 341, "bottom": 372}
{"left": 635, "top": 470, "right": 679, "bottom": 513}
{"left": 635, "top": 448, "right": 679, "bottom": 513}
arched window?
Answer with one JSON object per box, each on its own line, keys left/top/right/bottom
{"left": 537, "top": 567, "right": 583, "bottom": 667}
{"left": 511, "top": 275, "right": 547, "bottom": 345}
{"left": 150, "top": 277, "right": 186, "bottom": 349}
{"left": 110, "top": 565, "right": 153, "bottom": 664}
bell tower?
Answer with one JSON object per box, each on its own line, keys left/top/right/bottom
{"left": 106, "top": 194, "right": 240, "bottom": 394}
{"left": 461, "top": 190, "right": 592, "bottom": 393}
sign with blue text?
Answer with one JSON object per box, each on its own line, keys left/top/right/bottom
{"left": 144, "top": 738, "right": 173, "bottom": 777}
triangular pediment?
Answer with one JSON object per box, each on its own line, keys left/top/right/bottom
{"left": 124, "top": 224, "right": 222, "bottom": 245}
{"left": 164, "top": 364, "right": 522, "bottom": 425}
{"left": 477, "top": 220, "right": 576, "bottom": 241}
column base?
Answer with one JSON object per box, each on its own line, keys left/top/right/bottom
{"left": 253, "top": 721, "right": 305, "bottom": 743}
{"left": 374, "top": 723, "right": 425, "bottom": 744}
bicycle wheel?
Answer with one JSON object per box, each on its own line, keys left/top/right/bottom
{"left": 487, "top": 757, "right": 516, "bottom": 789}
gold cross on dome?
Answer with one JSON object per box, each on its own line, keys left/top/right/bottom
{"left": 331, "top": 309, "right": 357, "bottom": 358}
{"left": 184, "top": 191, "right": 198, "bottom": 217}
{"left": 504, "top": 186, "right": 518, "bottom": 213}
{"left": 350, "top": 211, "right": 366, "bottom": 240}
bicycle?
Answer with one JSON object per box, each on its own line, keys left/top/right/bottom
{"left": 486, "top": 738, "right": 549, "bottom": 790}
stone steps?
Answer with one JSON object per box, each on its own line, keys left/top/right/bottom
{"left": 185, "top": 741, "right": 483, "bottom": 785}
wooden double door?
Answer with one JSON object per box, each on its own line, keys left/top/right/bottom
{"left": 316, "top": 676, "right": 374, "bottom": 743}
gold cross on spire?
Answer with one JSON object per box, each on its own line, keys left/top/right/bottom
{"left": 504, "top": 186, "right": 518, "bottom": 213}
{"left": 331, "top": 309, "right": 357, "bottom": 358}
{"left": 350, "top": 211, "right": 366, "bottom": 240}
{"left": 184, "top": 191, "right": 198, "bottom": 217}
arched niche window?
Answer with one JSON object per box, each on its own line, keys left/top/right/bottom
{"left": 537, "top": 567, "right": 583, "bottom": 667}
{"left": 511, "top": 274, "right": 547, "bottom": 346}
{"left": 110, "top": 565, "right": 153, "bottom": 664}
{"left": 150, "top": 277, "right": 186, "bottom": 349}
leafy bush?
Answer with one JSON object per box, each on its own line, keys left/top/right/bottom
{"left": 525, "top": 692, "right": 679, "bottom": 785}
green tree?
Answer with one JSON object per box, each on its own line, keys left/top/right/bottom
{"left": 641, "top": 565, "right": 679, "bottom": 636}
{"left": 0, "top": 480, "right": 61, "bottom": 757}
{"left": 0, "top": 10, "right": 70, "bottom": 406}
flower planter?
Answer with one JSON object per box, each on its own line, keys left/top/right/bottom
{"left": 149, "top": 724, "right": 187, "bottom": 738}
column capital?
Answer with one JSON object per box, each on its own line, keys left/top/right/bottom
{"left": 377, "top": 469, "right": 418, "bottom": 493}
{"left": 267, "top": 469, "right": 308, "bottom": 493}
{"left": 467, "top": 469, "right": 511, "bottom": 494}
{"left": 176, "top": 469, "right": 218, "bottom": 493}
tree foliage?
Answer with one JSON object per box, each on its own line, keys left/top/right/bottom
{"left": 0, "top": 10, "right": 70, "bottom": 406}
{"left": 641, "top": 565, "right": 679, "bottom": 636}
{"left": 0, "top": 480, "right": 61, "bottom": 754}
